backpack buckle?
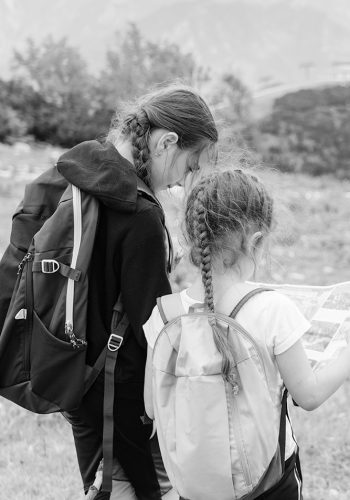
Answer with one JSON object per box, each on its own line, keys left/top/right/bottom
{"left": 41, "top": 259, "right": 60, "bottom": 274}
{"left": 108, "top": 333, "right": 123, "bottom": 352}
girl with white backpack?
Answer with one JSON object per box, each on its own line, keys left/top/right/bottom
{"left": 143, "top": 168, "right": 350, "bottom": 500}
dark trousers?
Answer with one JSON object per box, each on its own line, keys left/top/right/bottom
{"left": 63, "top": 372, "right": 162, "bottom": 500}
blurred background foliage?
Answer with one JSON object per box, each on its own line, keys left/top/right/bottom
{"left": 258, "top": 86, "right": 350, "bottom": 177}
{"left": 1, "top": 23, "right": 349, "bottom": 180}
{"left": 0, "top": 24, "right": 206, "bottom": 147}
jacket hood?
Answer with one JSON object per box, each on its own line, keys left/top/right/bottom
{"left": 56, "top": 140, "right": 138, "bottom": 213}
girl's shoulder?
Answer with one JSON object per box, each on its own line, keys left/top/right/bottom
{"left": 215, "top": 283, "right": 296, "bottom": 318}
{"left": 239, "top": 288, "right": 307, "bottom": 324}
{"left": 248, "top": 288, "right": 298, "bottom": 310}
{"left": 238, "top": 288, "right": 311, "bottom": 355}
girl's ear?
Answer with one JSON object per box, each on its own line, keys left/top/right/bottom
{"left": 156, "top": 132, "right": 179, "bottom": 153}
{"left": 250, "top": 231, "right": 263, "bottom": 251}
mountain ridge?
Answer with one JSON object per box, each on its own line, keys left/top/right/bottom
{"left": 1, "top": 0, "right": 350, "bottom": 88}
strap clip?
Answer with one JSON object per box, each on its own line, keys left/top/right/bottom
{"left": 41, "top": 259, "right": 60, "bottom": 274}
{"left": 107, "top": 333, "right": 123, "bottom": 352}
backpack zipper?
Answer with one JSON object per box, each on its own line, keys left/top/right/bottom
{"left": 65, "top": 185, "right": 86, "bottom": 348}
{"left": 226, "top": 382, "right": 253, "bottom": 488}
{"left": 23, "top": 252, "right": 33, "bottom": 375}
{"left": 223, "top": 314, "right": 268, "bottom": 382}
{"left": 154, "top": 312, "right": 269, "bottom": 490}
{"left": 17, "top": 252, "right": 33, "bottom": 276}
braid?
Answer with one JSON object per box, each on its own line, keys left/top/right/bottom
{"left": 194, "top": 188, "right": 214, "bottom": 312}
{"left": 123, "top": 109, "right": 152, "bottom": 187}
{"left": 193, "top": 185, "right": 239, "bottom": 393}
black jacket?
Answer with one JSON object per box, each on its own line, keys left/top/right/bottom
{"left": 57, "top": 141, "right": 172, "bottom": 499}
{"left": 57, "top": 140, "right": 172, "bottom": 399}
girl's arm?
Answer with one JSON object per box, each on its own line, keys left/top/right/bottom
{"left": 144, "top": 345, "right": 154, "bottom": 419}
{"left": 277, "top": 340, "right": 350, "bottom": 411}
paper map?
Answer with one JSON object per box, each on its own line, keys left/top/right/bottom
{"left": 256, "top": 281, "right": 350, "bottom": 368}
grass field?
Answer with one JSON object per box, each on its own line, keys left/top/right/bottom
{"left": 1, "top": 143, "right": 350, "bottom": 499}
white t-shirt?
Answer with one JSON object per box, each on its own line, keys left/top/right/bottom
{"left": 143, "top": 288, "right": 311, "bottom": 460}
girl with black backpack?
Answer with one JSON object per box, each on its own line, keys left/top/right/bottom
{"left": 59, "top": 85, "right": 218, "bottom": 499}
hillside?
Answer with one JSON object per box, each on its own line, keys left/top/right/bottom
{"left": 1, "top": 0, "right": 350, "bottom": 87}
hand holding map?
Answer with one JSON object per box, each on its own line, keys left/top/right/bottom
{"left": 254, "top": 281, "right": 350, "bottom": 368}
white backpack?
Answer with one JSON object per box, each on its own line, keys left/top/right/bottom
{"left": 152, "top": 288, "right": 288, "bottom": 500}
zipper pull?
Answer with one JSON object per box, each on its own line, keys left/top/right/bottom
{"left": 232, "top": 383, "right": 240, "bottom": 396}
{"left": 17, "top": 252, "right": 33, "bottom": 275}
{"left": 227, "top": 372, "right": 240, "bottom": 395}
{"left": 65, "top": 321, "right": 87, "bottom": 349}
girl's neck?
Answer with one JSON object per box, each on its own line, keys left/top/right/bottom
{"left": 187, "top": 269, "right": 253, "bottom": 305}
{"left": 115, "top": 140, "right": 134, "bottom": 165}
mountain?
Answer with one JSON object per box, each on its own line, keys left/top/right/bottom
{"left": 1, "top": 0, "right": 350, "bottom": 88}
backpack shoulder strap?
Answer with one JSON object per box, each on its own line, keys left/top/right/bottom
{"left": 229, "top": 287, "right": 289, "bottom": 470}
{"left": 229, "top": 287, "right": 274, "bottom": 319}
{"left": 157, "top": 293, "right": 185, "bottom": 325}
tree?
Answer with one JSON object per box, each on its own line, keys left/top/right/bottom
{"left": 97, "top": 24, "right": 200, "bottom": 115}
{"left": 257, "top": 85, "right": 350, "bottom": 177}
{"left": 11, "top": 37, "right": 101, "bottom": 145}
{"left": 0, "top": 78, "right": 32, "bottom": 141}
{"left": 1, "top": 28, "right": 209, "bottom": 145}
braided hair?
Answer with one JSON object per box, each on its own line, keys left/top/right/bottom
{"left": 192, "top": 185, "right": 239, "bottom": 390}
{"left": 121, "top": 109, "right": 152, "bottom": 186}
{"left": 185, "top": 169, "right": 273, "bottom": 390}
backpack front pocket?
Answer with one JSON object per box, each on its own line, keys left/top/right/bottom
{"left": 30, "top": 310, "right": 87, "bottom": 411}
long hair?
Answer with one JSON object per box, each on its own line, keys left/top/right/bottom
{"left": 185, "top": 169, "right": 273, "bottom": 388}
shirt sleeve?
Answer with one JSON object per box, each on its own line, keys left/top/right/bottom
{"left": 143, "top": 305, "right": 165, "bottom": 349}
{"left": 265, "top": 292, "right": 311, "bottom": 356}
{"left": 119, "top": 204, "right": 172, "bottom": 349}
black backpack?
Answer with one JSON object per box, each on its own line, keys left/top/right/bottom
{"left": 0, "top": 163, "right": 172, "bottom": 492}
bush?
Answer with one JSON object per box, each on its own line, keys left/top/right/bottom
{"left": 257, "top": 85, "right": 350, "bottom": 178}
{"left": 0, "top": 104, "right": 28, "bottom": 142}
